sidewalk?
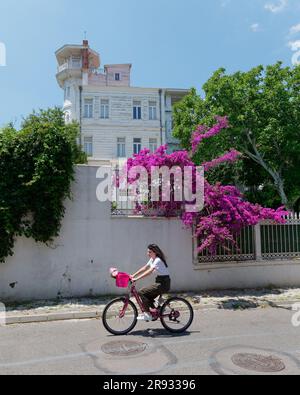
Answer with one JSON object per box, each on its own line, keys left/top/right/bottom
{"left": 3, "top": 288, "right": 300, "bottom": 325}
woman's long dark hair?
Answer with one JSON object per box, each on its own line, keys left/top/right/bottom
{"left": 148, "top": 244, "right": 168, "bottom": 268}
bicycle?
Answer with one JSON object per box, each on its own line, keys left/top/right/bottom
{"left": 102, "top": 272, "right": 194, "bottom": 336}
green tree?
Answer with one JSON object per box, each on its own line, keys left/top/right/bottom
{"left": 0, "top": 108, "right": 86, "bottom": 262}
{"left": 173, "top": 63, "right": 300, "bottom": 208}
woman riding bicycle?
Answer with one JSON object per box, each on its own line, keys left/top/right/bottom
{"left": 104, "top": 247, "right": 193, "bottom": 335}
{"left": 131, "top": 244, "right": 171, "bottom": 322}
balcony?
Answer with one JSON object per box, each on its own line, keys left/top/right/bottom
{"left": 56, "top": 61, "right": 83, "bottom": 87}
{"left": 57, "top": 61, "right": 82, "bottom": 73}
{"left": 58, "top": 63, "right": 68, "bottom": 73}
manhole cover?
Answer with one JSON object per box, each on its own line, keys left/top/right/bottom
{"left": 102, "top": 341, "right": 148, "bottom": 357}
{"left": 232, "top": 353, "right": 286, "bottom": 373}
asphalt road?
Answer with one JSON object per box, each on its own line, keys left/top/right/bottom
{"left": 0, "top": 307, "right": 300, "bottom": 375}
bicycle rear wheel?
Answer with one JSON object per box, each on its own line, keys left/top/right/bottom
{"left": 102, "top": 298, "right": 138, "bottom": 336}
{"left": 160, "top": 297, "right": 194, "bottom": 334}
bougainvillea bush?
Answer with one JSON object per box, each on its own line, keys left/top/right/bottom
{"left": 123, "top": 116, "right": 287, "bottom": 254}
{"left": 123, "top": 146, "right": 198, "bottom": 217}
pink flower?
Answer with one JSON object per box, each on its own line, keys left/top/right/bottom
{"left": 191, "top": 116, "right": 229, "bottom": 154}
{"left": 203, "top": 149, "right": 241, "bottom": 171}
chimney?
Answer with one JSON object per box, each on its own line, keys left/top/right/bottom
{"left": 82, "top": 40, "right": 89, "bottom": 70}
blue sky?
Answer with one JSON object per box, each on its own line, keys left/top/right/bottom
{"left": 0, "top": 0, "right": 300, "bottom": 127}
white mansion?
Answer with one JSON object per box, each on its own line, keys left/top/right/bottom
{"left": 55, "top": 40, "right": 189, "bottom": 164}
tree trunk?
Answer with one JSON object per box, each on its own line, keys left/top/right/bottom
{"left": 244, "top": 132, "right": 289, "bottom": 206}
{"left": 274, "top": 174, "right": 288, "bottom": 206}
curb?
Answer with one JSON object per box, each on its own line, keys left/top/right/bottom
{"left": 6, "top": 311, "right": 101, "bottom": 325}
{"left": 5, "top": 300, "right": 299, "bottom": 325}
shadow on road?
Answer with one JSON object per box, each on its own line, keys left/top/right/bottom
{"left": 128, "top": 328, "right": 197, "bottom": 338}
{"left": 217, "top": 298, "right": 293, "bottom": 311}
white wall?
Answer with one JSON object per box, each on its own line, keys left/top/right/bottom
{"left": 1, "top": 166, "right": 300, "bottom": 303}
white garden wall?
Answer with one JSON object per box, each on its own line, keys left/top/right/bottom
{"left": 1, "top": 166, "right": 300, "bottom": 302}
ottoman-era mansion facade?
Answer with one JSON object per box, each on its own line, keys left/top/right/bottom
{"left": 55, "top": 40, "right": 189, "bottom": 164}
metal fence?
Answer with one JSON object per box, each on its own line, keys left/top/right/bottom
{"left": 197, "top": 226, "right": 255, "bottom": 263}
{"left": 197, "top": 213, "right": 300, "bottom": 264}
{"left": 260, "top": 213, "right": 300, "bottom": 260}
{"left": 111, "top": 190, "right": 137, "bottom": 217}
{"left": 111, "top": 189, "right": 183, "bottom": 218}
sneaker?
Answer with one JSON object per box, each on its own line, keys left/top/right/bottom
{"left": 144, "top": 312, "right": 154, "bottom": 322}
{"left": 137, "top": 313, "right": 153, "bottom": 322}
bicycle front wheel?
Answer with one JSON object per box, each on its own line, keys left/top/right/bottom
{"left": 102, "top": 298, "right": 138, "bottom": 336}
{"left": 160, "top": 297, "right": 194, "bottom": 334}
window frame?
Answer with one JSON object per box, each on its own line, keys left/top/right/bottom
{"left": 133, "top": 101, "right": 142, "bottom": 120}
{"left": 149, "top": 138, "right": 158, "bottom": 153}
{"left": 117, "top": 138, "right": 126, "bottom": 158}
{"left": 149, "top": 101, "right": 157, "bottom": 121}
{"left": 83, "top": 136, "right": 93, "bottom": 157}
{"left": 84, "top": 98, "right": 94, "bottom": 119}
{"left": 133, "top": 138, "right": 142, "bottom": 155}
{"left": 100, "top": 99, "right": 110, "bottom": 119}
{"left": 71, "top": 55, "right": 82, "bottom": 69}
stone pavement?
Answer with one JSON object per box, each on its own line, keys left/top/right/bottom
{"left": 2, "top": 287, "right": 300, "bottom": 325}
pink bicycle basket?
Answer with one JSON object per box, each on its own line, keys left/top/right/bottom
{"left": 116, "top": 273, "right": 131, "bottom": 288}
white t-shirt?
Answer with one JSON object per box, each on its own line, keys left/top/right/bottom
{"left": 147, "top": 258, "right": 170, "bottom": 277}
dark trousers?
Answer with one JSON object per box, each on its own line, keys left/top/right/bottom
{"left": 139, "top": 276, "right": 171, "bottom": 311}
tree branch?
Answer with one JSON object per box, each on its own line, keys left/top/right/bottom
{"left": 243, "top": 130, "right": 288, "bottom": 205}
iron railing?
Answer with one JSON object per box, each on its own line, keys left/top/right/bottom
{"left": 197, "top": 226, "right": 255, "bottom": 263}
{"left": 260, "top": 213, "right": 300, "bottom": 260}
{"left": 197, "top": 213, "right": 300, "bottom": 264}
